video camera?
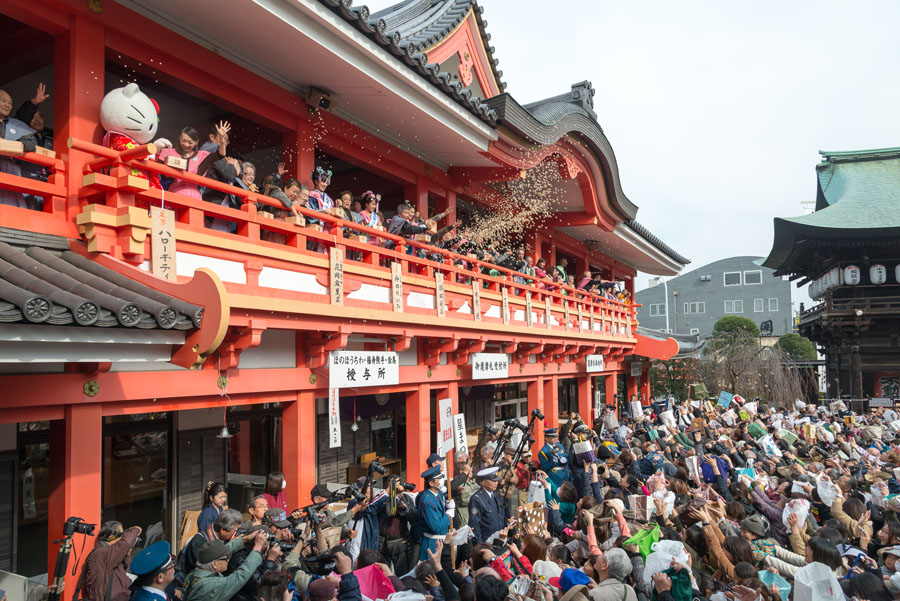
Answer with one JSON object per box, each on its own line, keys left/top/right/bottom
{"left": 63, "top": 517, "right": 96, "bottom": 537}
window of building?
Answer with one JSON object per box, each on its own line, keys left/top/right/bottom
{"left": 769, "top": 298, "right": 779, "bottom": 311}
{"left": 690, "top": 328, "right": 700, "bottom": 335}
{"left": 683, "top": 301, "right": 705, "bottom": 314}
{"left": 724, "top": 272, "right": 741, "bottom": 286}
{"left": 743, "top": 270, "right": 762, "bottom": 285}
{"left": 754, "top": 298, "right": 764, "bottom": 312}
{"left": 649, "top": 303, "right": 666, "bottom": 316}
{"left": 725, "top": 300, "right": 744, "bottom": 314}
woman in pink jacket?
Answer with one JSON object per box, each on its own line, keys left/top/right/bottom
{"left": 156, "top": 121, "right": 230, "bottom": 198}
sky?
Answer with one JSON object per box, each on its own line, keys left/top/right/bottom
{"left": 364, "top": 0, "right": 900, "bottom": 309}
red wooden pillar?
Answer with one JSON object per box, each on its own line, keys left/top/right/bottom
{"left": 48, "top": 403, "right": 103, "bottom": 600}
{"left": 641, "top": 364, "right": 652, "bottom": 406}
{"left": 544, "top": 376, "right": 559, "bottom": 429}
{"left": 284, "top": 119, "right": 316, "bottom": 188}
{"left": 406, "top": 384, "right": 431, "bottom": 489}
{"left": 434, "top": 382, "right": 458, "bottom": 478}
{"left": 283, "top": 390, "right": 316, "bottom": 508}
{"left": 527, "top": 377, "right": 545, "bottom": 455}
{"left": 605, "top": 372, "right": 618, "bottom": 416}
{"left": 577, "top": 375, "right": 592, "bottom": 424}
{"left": 54, "top": 14, "right": 104, "bottom": 219}
{"left": 405, "top": 176, "right": 428, "bottom": 217}
{"left": 627, "top": 370, "right": 639, "bottom": 406}
{"left": 444, "top": 190, "right": 456, "bottom": 227}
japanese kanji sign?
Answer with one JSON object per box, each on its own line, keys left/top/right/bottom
{"left": 438, "top": 397, "right": 454, "bottom": 455}
{"left": 585, "top": 354, "right": 605, "bottom": 373}
{"left": 577, "top": 305, "right": 584, "bottom": 331}
{"left": 328, "top": 388, "right": 341, "bottom": 449}
{"left": 329, "top": 351, "right": 399, "bottom": 389}
{"left": 471, "top": 280, "right": 481, "bottom": 321}
{"left": 471, "top": 352, "right": 508, "bottom": 380}
{"left": 631, "top": 362, "right": 642, "bottom": 376}
{"left": 150, "top": 206, "right": 176, "bottom": 280}
{"left": 544, "top": 297, "right": 551, "bottom": 329}
{"left": 501, "top": 287, "right": 510, "bottom": 324}
{"left": 391, "top": 262, "right": 403, "bottom": 312}
{"left": 453, "top": 413, "right": 467, "bottom": 453}
{"left": 526, "top": 292, "right": 533, "bottom": 327}
{"left": 329, "top": 247, "right": 343, "bottom": 305}
{"left": 564, "top": 301, "right": 571, "bottom": 331}
{"left": 435, "top": 272, "right": 446, "bottom": 317}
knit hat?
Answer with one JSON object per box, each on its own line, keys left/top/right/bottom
{"left": 198, "top": 540, "right": 229, "bottom": 563}
{"left": 308, "top": 578, "right": 337, "bottom": 601}
{"left": 741, "top": 514, "right": 769, "bottom": 538}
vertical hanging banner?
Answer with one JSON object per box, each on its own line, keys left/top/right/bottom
{"left": 578, "top": 305, "right": 584, "bottom": 331}
{"left": 564, "top": 301, "right": 571, "bottom": 331}
{"left": 391, "top": 262, "right": 403, "bottom": 312}
{"left": 544, "top": 297, "right": 552, "bottom": 329}
{"left": 471, "top": 280, "right": 482, "bottom": 321}
{"left": 328, "top": 388, "right": 341, "bottom": 448}
{"left": 435, "top": 272, "right": 446, "bottom": 317}
{"left": 453, "top": 413, "right": 468, "bottom": 453}
{"left": 631, "top": 362, "right": 642, "bottom": 376}
{"left": 526, "top": 292, "right": 534, "bottom": 327}
{"left": 438, "top": 397, "right": 454, "bottom": 455}
{"left": 589, "top": 306, "right": 596, "bottom": 332}
{"left": 150, "top": 206, "right": 177, "bottom": 280}
{"left": 329, "top": 247, "right": 343, "bottom": 305}
{"left": 501, "top": 287, "right": 510, "bottom": 324}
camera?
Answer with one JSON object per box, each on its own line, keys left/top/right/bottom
{"left": 532, "top": 408, "right": 545, "bottom": 420}
{"left": 345, "top": 482, "right": 367, "bottom": 504}
{"left": 267, "top": 533, "right": 296, "bottom": 552}
{"left": 485, "top": 424, "right": 499, "bottom": 436}
{"left": 63, "top": 517, "right": 96, "bottom": 537}
{"left": 397, "top": 481, "right": 416, "bottom": 492}
{"left": 369, "top": 459, "right": 388, "bottom": 475}
{"left": 505, "top": 419, "right": 528, "bottom": 433}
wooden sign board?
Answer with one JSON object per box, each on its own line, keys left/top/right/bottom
{"left": 150, "top": 206, "right": 177, "bottom": 281}
{"left": 526, "top": 292, "right": 533, "bottom": 327}
{"left": 391, "top": 262, "right": 403, "bottom": 312}
{"left": 544, "top": 297, "right": 551, "bottom": 329}
{"left": 471, "top": 280, "right": 481, "bottom": 321}
{"left": 501, "top": 287, "right": 510, "bottom": 324}
{"left": 435, "top": 272, "right": 446, "bottom": 317}
{"left": 329, "top": 247, "right": 343, "bottom": 305}
{"left": 33, "top": 145, "right": 55, "bottom": 158}
{"left": 283, "top": 215, "right": 305, "bottom": 226}
{"left": 564, "top": 301, "right": 571, "bottom": 331}
{"left": 0, "top": 140, "right": 24, "bottom": 157}
{"left": 578, "top": 305, "right": 584, "bottom": 331}
{"left": 165, "top": 155, "right": 188, "bottom": 170}
{"left": 589, "top": 306, "right": 596, "bottom": 332}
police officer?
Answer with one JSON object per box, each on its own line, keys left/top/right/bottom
{"left": 130, "top": 541, "right": 176, "bottom": 601}
{"left": 469, "top": 467, "right": 507, "bottom": 544}
{"left": 417, "top": 465, "right": 450, "bottom": 561}
{"left": 539, "top": 428, "right": 570, "bottom": 489}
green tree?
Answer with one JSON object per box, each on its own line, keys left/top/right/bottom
{"left": 775, "top": 333, "right": 817, "bottom": 361}
{"left": 712, "top": 316, "right": 760, "bottom": 337}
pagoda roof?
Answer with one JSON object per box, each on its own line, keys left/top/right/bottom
{"left": 763, "top": 147, "right": 900, "bottom": 274}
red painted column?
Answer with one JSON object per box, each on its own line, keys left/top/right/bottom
{"left": 543, "top": 376, "right": 559, "bottom": 430}
{"left": 284, "top": 118, "right": 316, "bottom": 188}
{"left": 527, "top": 377, "right": 545, "bottom": 455}
{"left": 405, "top": 176, "right": 428, "bottom": 217}
{"left": 605, "top": 372, "right": 618, "bottom": 416}
{"left": 283, "top": 390, "right": 316, "bottom": 508}
{"left": 434, "top": 382, "right": 458, "bottom": 478}
{"left": 641, "top": 365, "right": 652, "bottom": 406}
{"left": 577, "top": 375, "right": 592, "bottom": 424}
{"left": 444, "top": 190, "right": 457, "bottom": 227}
{"left": 406, "top": 384, "right": 431, "bottom": 489}
{"left": 48, "top": 403, "right": 103, "bottom": 601}
{"left": 54, "top": 14, "right": 105, "bottom": 219}
{"left": 627, "top": 371, "right": 639, "bottom": 406}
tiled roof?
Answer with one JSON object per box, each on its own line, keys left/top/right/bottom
{"left": 317, "top": 0, "right": 499, "bottom": 123}
{"left": 623, "top": 220, "right": 691, "bottom": 266}
{"left": 0, "top": 241, "right": 201, "bottom": 329}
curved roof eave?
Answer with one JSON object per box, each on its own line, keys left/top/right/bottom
{"left": 484, "top": 93, "right": 639, "bottom": 221}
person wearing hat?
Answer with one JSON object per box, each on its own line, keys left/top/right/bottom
{"left": 416, "top": 465, "right": 450, "bottom": 561}
{"left": 539, "top": 428, "right": 570, "bottom": 489}
{"left": 183, "top": 532, "right": 267, "bottom": 601}
{"left": 129, "top": 541, "right": 176, "bottom": 601}
{"left": 309, "top": 483, "right": 369, "bottom": 530}
{"left": 426, "top": 453, "right": 444, "bottom": 469}
{"left": 178, "top": 510, "right": 251, "bottom": 590}
{"left": 514, "top": 449, "right": 536, "bottom": 507}
{"left": 469, "top": 466, "right": 507, "bottom": 544}
{"left": 450, "top": 449, "right": 479, "bottom": 528}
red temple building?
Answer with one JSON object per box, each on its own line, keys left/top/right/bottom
{"left": 0, "top": 0, "right": 687, "bottom": 582}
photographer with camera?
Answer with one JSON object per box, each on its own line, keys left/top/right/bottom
{"left": 175, "top": 509, "right": 252, "bottom": 590}
{"left": 310, "top": 484, "right": 369, "bottom": 530}
{"left": 380, "top": 475, "right": 416, "bottom": 576}
{"left": 75, "top": 521, "right": 141, "bottom": 601}
{"left": 224, "top": 525, "right": 286, "bottom": 601}
{"left": 182, "top": 532, "right": 267, "bottom": 601}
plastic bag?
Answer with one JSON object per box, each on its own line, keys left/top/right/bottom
{"left": 793, "top": 562, "right": 843, "bottom": 601}
{"left": 642, "top": 541, "right": 690, "bottom": 586}
{"left": 782, "top": 498, "right": 810, "bottom": 528}
{"left": 651, "top": 490, "right": 676, "bottom": 518}
{"left": 817, "top": 479, "right": 839, "bottom": 507}
{"left": 527, "top": 480, "right": 546, "bottom": 505}
{"left": 623, "top": 523, "right": 660, "bottom": 559}
{"left": 660, "top": 410, "right": 676, "bottom": 429}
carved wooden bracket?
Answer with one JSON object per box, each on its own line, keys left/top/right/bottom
{"left": 451, "top": 337, "right": 487, "bottom": 366}
{"left": 421, "top": 335, "right": 460, "bottom": 366}
{"left": 308, "top": 326, "right": 350, "bottom": 368}
{"left": 392, "top": 330, "right": 413, "bottom": 353}
{"left": 216, "top": 318, "right": 268, "bottom": 369}
{"left": 513, "top": 342, "right": 545, "bottom": 364}
{"left": 76, "top": 203, "right": 151, "bottom": 261}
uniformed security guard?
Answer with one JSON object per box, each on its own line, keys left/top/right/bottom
{"left": 469, "top": 467, "right": 507, "bottom": 544}
{"left": 130, "top": 541, "right": 176, "bottom": 601}
{"left": 538, "top": 428, "right": 570, "bottom": 489}
{"left": 417, "top": 465, "right": 450, "bottom": 561}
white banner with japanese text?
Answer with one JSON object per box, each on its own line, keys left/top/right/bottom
{"left": 585, "top": 354, "right": 605, "bottom": 373}
{"left": 328, "top": 388, "right": 341, "bottom": 448}
{"left": 454, "top": 413, "right": 467, "bottom": 453}
{"left": 329, "top": 351, "right": 399, "bottom": 389}
{"left": 438, "top": 397, "right": 454, "bottom": 455}
{"left": 471, "top": 353, "right": 508, "bottom": 380}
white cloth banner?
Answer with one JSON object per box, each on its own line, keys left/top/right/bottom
{"left": 454, "top": 413, "right": 468, "bottom": 453}
{"left": 438, "top": 398, "right": 454, "bottom": 454}
{"left": 329, "top": 351, "right": 399, "bottom": 389}
{"left": 328, "top": 388, "right": 341, "bottom": 448}
{"left": 585, "top": 354, "right": 605, "bottom": 373}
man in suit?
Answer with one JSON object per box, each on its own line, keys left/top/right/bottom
{"left": 469, "top": 467, "right": 507, "bottom": 544}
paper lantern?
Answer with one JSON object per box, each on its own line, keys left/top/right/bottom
{"left": 844, "top": 265, "right": 861, "bottom": 285}
{"left": 826, "top": 267, "right": 841, "bottom": 289}
{"left": 870, "top": 264, "right": 887, "bottom": 285}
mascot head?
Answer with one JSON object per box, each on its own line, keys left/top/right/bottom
{"left": 100, "top": 83, "right": 160, "bottom": 144}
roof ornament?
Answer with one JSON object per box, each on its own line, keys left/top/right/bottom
{"left": 570, "top": 81, "right": 596, "bottom": 119}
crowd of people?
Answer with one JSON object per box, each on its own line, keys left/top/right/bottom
{"left": 71, "top": 396, "right": 900, "bottom": 601}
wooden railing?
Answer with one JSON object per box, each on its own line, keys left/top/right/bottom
{"left": 9, "top": 138, "right": 639, "bottom": 339}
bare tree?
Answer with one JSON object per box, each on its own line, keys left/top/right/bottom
{"left": 701, "top": 329, "right": 804, "bottom": 409}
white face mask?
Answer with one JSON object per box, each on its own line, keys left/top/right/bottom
{"left": 282, "top": 480, "right": 287, "bottom": 490}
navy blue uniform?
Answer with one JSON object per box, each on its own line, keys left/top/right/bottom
{"left": 469, "top": 487, "right": 506, "bottom": 544}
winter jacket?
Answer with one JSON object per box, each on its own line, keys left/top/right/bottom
{"left": 79, "top": 527, "right": 141, "bottom": 601}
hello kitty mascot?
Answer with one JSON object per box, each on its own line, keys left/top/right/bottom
{"left": 99, "top": 83, "right": 170, "bottom": 189}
